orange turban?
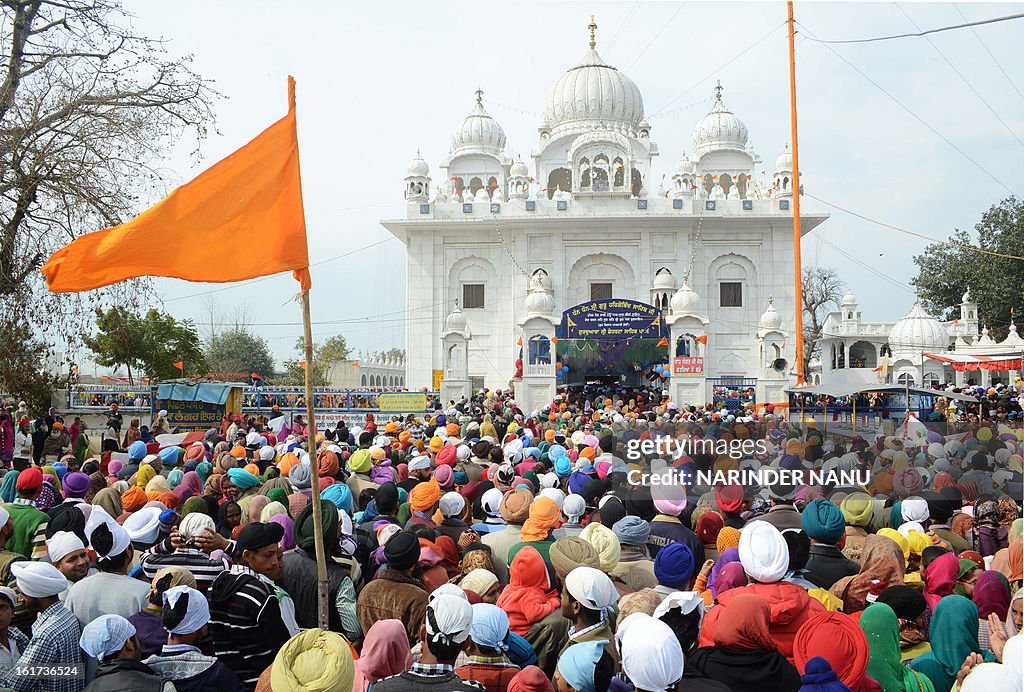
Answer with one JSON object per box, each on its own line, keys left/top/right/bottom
{"left": 121, "top": 486, "right": 147, "bottom": 512}
{"left": 159, "top": 492, "right": 179, "bottom": 510}
{"left": 317, "top": 450, "right": 340, "bottom": 478}
{"left": 278, "top": 452, "right": 299, "bottom": 477}
{"left": 544, "top": 430, "right": 556, "bottom": 443}
{"left": 410, "top": 479, "right": 442, "bottom": 513}
{"left": 429, "top": 437, "right": 444, "bottom": 454}
{"left": 579, "top": 447, "right": 596, "bottom": 461}
{"left": 520, "top": 497, "right": 560, "bottom": 542}
{"left": 446, "top": 423, "right": 460, "bottom": 437}
{"left": 244, "top": 463, "right": 260, "bottom": 477}
{"left": 399, "top": 430, "right": 412, "bottom": 444}
{"left": 230, "top": 446, "right": 247, "bottom": 459}
{"left": 717, "top": 526, "right": 741, "bottom": 553}
{"left": 385, "top": 421, "right": 398, "bottom": 434}
{"left": 146, "top": 490, "right": 163, "bottom": 503}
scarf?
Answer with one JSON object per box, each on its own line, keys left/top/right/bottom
{"left": 860, "top": 604, "right": 936, "bottom": 692}
{"left": 909, "top": 595, "right": 992, "bottom": 692}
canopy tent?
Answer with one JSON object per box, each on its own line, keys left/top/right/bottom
{"left": 784, "top": 383, "right": 979, "bottom": 403}
{"left": 922, "top": 350, "right": 1023, "bottom": 372}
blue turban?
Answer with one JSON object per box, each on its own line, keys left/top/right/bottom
{"left": 801, "top": 499, "right": 846, "bottom": 544}
{"left": 159, "top": 446, "right": 180, "bottom": 468}
{"left": 554, "top": 456, "right": 572, "bottom": 478}
{"left": 80, "top": 614, "right": 136, "bottom": 660}
{"left": 226, "top": 468, "right": 259, "bottom": 490}
{"left": 453, "top": 471, "right": 468, "bottom": 486}
{"left": 568, "top": 470, "right": 591, "bottom": 496}
{"left": 558, "top": 640, "right": 607, "bottom": 692}
{"left": 654, "top": 542, "right": 695, "bottom": 588}
{"left": 524, "top": 447, "right": 541, "bottom": 461}
{"left": 320, "top": 483, "right": 352, "bottom": 514}
{"left": 549, "top": 444, "right": 567, "bottom": 459}
{"left": 612, "top": 516, "right": 651, "bottom": 547}
{"left": 506, "top": 631, "right": 538, "bottom": 668}
{"left": 470, "top": 603, "right": 510, "bottom": 652}
{"left": 127, "top": 441, "right": 147, "bottom": 462}
{"left": 780, "top": 453, "right": 802, "bottom": 471}
{"left": 52, "top": 463, "right": 67, "bottom": 480}
{"left": 799, "top": 656, "right": 850, "bottom": 692}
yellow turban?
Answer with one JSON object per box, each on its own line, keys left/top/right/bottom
{"left": 270, "top": 629, "right": 354, "bottom": 692}
{"left": 348, "top": 449, "right": 372, "bottom": 474}
{"left": 136, "top": 464, "right": 156, "bottom": 488}
{"left": 580, "top": 522, "right": 621, "bottom": 572}
{"left": 877, "top": 528, "right": 910, "bottom": 563}
{"left": 429, "top": 437, "right": 444, "bottom": 454}
{"left": 904, "top": 530, "right": 931, "bottom": 557}
{"left": 840, "top": 492, "right": 874, "bottom": 528}
{"left": 716, "top": 526, "right": 741, "bottom": 553}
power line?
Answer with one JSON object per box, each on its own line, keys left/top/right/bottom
{"left": 798, "top": 21, "right": 1018, "bottom": 198}
{"left": 815, "top": 235, "right": 916, "bottom": 295}
{"left": 953, "top": 3, "right": 1024, "bottom": 107}
{"left": 604, "top": 2, "right": 642, "bottom": 56}
{"left": 803, "top": 10, "right": 1024, "bottom": 44}
{"left": 806, "top": 193, "right": 1024, "bottom": 261}
{"left": 895, "top": 3, "right": 1024, "bottom": 150}
{"left": 649, "top": 21, "right": 787, "bottom": 118}
{"left": 622, "top": 3, "right": 688, "bottom": 74}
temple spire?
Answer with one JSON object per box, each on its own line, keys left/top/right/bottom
{"left": 589, "top": 15, "right": 597, "bottom": 50}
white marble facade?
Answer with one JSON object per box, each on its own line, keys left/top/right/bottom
{"left": 381, "top": 19, "right": 827, "bottom": 410}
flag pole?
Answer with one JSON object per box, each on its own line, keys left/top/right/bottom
{"left": 301, "top": 290, "right": 330, "bottom": 630}
{"left": 788, "top": 1, "right": 806, "bottom": 385}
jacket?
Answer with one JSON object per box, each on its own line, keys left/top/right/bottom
{"left": 456, "top": 660, "right": 521, "bottom": 692}
{"left": 647, "top": 515, "right": 706, "bottom": 562}
{"left": 356, "top": 568, "right": 428, "bottom": 646}
{"left": 438, "top": 518, "right": 471, "bottom": 544}
{"left": 83, "top": 659, "right": 171, "bottom": 692}
{"left": 804, "top": 544, "right": 861, "bottom": 590}
{"left": 278, "top": 548, "right": 349, "bottom": 633}
{"left": 144, "top": 644, "right": 246, "bottom": 692}
{"left": 699, "top": 581, "right": 826, "bottom": 664}
{"left": 496, "top": 547, "right": 560, "bottom": 636}
{"left": 609, "top": 555, "right": 658, "bottom": 591}
{"left": 559, "top": 620, "right": 618, "bottom": 666}
{"left": 524, "top": 609, "right": 570, "bottom": 678}
{"left": 481, "top": 525, "right": 523, "bottom": 583}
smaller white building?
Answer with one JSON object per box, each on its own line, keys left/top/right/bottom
{"left": 817, "top": 289, "right": 1023, "bottom": 388}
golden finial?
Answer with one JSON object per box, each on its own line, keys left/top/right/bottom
{"left": 589, "top": 15, "right": 597, "bottom": 50}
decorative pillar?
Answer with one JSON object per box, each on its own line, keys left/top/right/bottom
{"left": 756, "top": 296, "right": 788, "bottom": 404}
{"left": 667, "top": 281, "right": 710, "bottom": 406}
{"left": 440, "top": 305, "right": 472, "bottom": 404}
{"left": 518, "top": 269, "right": 558, "bottom": 413}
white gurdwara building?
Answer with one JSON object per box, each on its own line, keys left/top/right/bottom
{"left": 381, "top": 19, "right": 826, "bottom": 412}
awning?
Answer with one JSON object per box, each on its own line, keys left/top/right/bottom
{"left": 923, "top": 351, "right": 1023, "bottom": 372}
{"left": 156, "top": 383, "right": 242, "bottom": 406}
{"left": 785, "top": 383, "right": 978, "bottom": 403}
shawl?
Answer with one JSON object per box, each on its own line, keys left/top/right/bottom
{"left": 92, "top": 487, "right": 123, "bottom": 520}
{"left": 910, "top": 595, "right": 994, "bottom": 692}
{"left": 352, "top": 619, "right": 412, "bottom": 692}
{"left": 922, "top": 552, "right": 958, "bottom": 611}
{"left": 859, "top": 604, "right": 935, "bottom": 692}
{"left": 973, "top": 571, "right": 1010, "bottom": 619}
{"left": 830, "top": 534, "right": 906, "bottom": 613}
{"left": 84, "top": 472, "right": 108, "bottom": 503}
{"left": 0, "top": 471, "right": 19, "bottom": 503}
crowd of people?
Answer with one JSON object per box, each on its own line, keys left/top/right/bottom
{"left": 0, "top": 385, "right": 1019, "bottom": 692}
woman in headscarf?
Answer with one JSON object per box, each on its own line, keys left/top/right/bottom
{"left": 706, "top": 547, "right": 740, "bottom": 599}
{"left": 195, "top": 461, "right": 214, "bottom": 486}
{"left": 216, "top": 500, "right": 242, "bottom": 539}
{"left": 352, "top": 619, "right": 412, "bottom": 692}
{"left": 688, "top": 593, "right": 802, "bottom": 692}
{"left": 124, "top": 419, "right": 141, "bottom": 447}
{"left": 247, "top": 495, "right": 270, "bottom": 525}
{"left": 829, "top": 534, "right": 906, "bottom": 613}
{"left": 793, "top": 611, "right": 876, "bottom": 692}
{"left": 969, "top": 498, "right": 1008, "bottom": 557}
{"left": 973, "top": 571, "right": 1010, "bottom": 652}
{"left": 173, "top": 471, "right": 204, "bottom": 503}
{"left": 202, "top": 473, "right": 223, "bottom": 502}
{"left": 92, "top": 487, "right": 123, "bottom": 520}
{"left": 922, "top": 551, "right": 958, "bottom": 611}
{"left": 954, "top": 558, "right": 982, "bottom": 598}
{"left": 859, "top": 603, "right": 935, "bottom": 692}
{"left": 0, "top": 471, "right": 19, "bottom": 503}
{"left": 874, "top": 586, "right": 931, "bottom": 662}
{"left": 84, "top": 471, "right": 107, "bottom": 503}
{"left": 1006, "top": 588, "right": 1023, "bottom": 636}
{"left": 910, "top": 595, "right": 995, "bottom": 692}
{"left": 269, "top": 514, "right": 295, "bottom": 552}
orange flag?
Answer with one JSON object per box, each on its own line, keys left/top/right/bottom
{"left": 298, "top": 361, "right": 307, "bottom": 369}
{"left": 172, "top": 361, "right": 184, "bottom": 371}
{"left": 695, "top": 335, "right": 708, "bottom": 345}
{"left": 656, "top": 336, "right": 668, "bottom": 347}
{"left": 41, "top": 77, "right": 311, "bottom": 293}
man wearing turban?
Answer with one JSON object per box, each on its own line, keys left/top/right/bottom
{"left": 407, "top": 480, "right": 442, "bottom": 535}
{"left": 802, "top": 499, "right": 861, "bottom": 589}
{"left": 278, "top": 503, "right": 361, "bottom": 641}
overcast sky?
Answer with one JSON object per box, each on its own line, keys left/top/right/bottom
{"left": 117, "top": 0, "right": 1024, "bottom": 370}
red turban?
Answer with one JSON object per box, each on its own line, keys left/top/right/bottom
{"left": 16, "top": 467, "right": 42, "bottom": 491}
{"left": 435, "top": 445, "right": 457, "bottom": 467}
{"left": 715, "top": 484, "right": 744, "bottom": 514}
{"left": 793, "top": 611, "right": 870, "bottom": 691}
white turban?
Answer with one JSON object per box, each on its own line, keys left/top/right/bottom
{"left": 408, "top": 456, "right": 431, "bottom": 472}
{"left": 258, "top": 446, "right": 276, "bottom": 461}
{"left": 738, "top": 520, "right": 789, "bottom": 583}
{"left": 456, "top": 445, "right": 471, "bottom": 462}
{"left": 11, "top": 561, "right": 67, "bottom": 598}
{"left": 0, "top": 506, "right": 9, "bottom": 530}
{"left": 481, "top": 488, "right": 504, "bottom": 518}
{"left": 429, "top": 583, "right": 469, "bottom": 603}
{"left": 47, "top": 531, "right": 85, "bottom": 564}
{"left": 565, "top": 566, "right": 618, "bottom": 614}
{"left": 163, "top": 585, "right": 209, "bottom": 635}
{"left": 901, "top": 498, "right": 930, "bottom": 523}
{"left": 80, "top": 614, "right": 135, "bottom": 660}
{"left": 561, "top": 494, "right": 587, "bottom": 523}
{"left": 426, "top": 594, "right": 474, "bottom": 646}
{"left": 539, "top": 488, "right": 565, "bottom": 510}
{"left": 617, "top": 613, "right": 684, "bottom": 692}
{"left": 439, "top": 492, "right": 466, "bottom": 518}
{"left": 123, "top": 506, "right": 162, "bottom": 544}
{"left": 540, "top": 473, "right": 559, "bottom": 489}
{"left": 245, "top": 432, "right": 261, "bottom": 446}
{"left": 85, "top": 505, "right": 130, "bottom": 560}
{"left": 898, "top": 521, "right": 925, "bottom": 536}
{"left": 179, "top": 513, "right": 215, "bottom": 541}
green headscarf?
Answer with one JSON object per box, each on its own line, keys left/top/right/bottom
{"left": 396, "top": 501, "right": 412, "bottom": 527}
{"left": 0, "top": 471, "right": 19, "bottom": 504}
{"left": 295, "top": 501, "right": 338, "bottom": 555}
{"left": 195, "top": 461, "right": 214, "bottom": 485}
{"left": 861, "top": 603, "right": 936, "bottom": 692}
{"left": 266, "top": 487, "right": 289, "bottom": 512}
{"left": 954, "top": 559, "right": 980, "bottom": 597}
{"left": 890, "top": 501, "right": 903, "bottom": 529}
{"left": 909, "top": 595, "right": 994, "bottom": 692}
{"left": 180, "top": 496, "right": 208, "bottom": 518}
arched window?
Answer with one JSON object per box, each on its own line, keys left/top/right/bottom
{"left": 849, "top": 341, "right": 877, "bottom": 369}
{"left": 613, "top": 157, "right": 625, "bottom": 188}
{"left": 782, "top": 176, "right": 790, "bottom": 191}
{"left": 630, "top": 168, "right": 642, "bottom": 196}
{"left": 736, "top": 174, "right": 748, "bottom": 197}
{"left": 469, "top": 177, "right": 483, "bottom": 196}
{"left": 720, "top": 173, "right": 733, "bottom": 195}
{"left": 703, "top": 173, "right": 714, "bottom": 194}
{"left": 831, "top": 344, "right": 837, "bottom": 370}
{"left": 360, "top": 374, "right": 366, "bottom": 387}
{"left": 675, "top": 335, "right": 692, "bottom": 357}
{"left": 897, "top": 373, "right": 915, "bottom": 385}
{"left": 838, "top": 343, "right": 846, "bottom": 369}
{"left": 454, "top": 176, "right": 465, "bottom": 195}
{"left": 579, "top": 157, "right": 591, "bottom": 188}
{"left": 528, "top": 335, "right": 551, "bottom": 365}
{"left": 487, "top": 177, "right": 498, "bottom": 198}
{"left": 923, "top": 373, "right": 940, "bottom": 387}
{"left": 546, "top": 168, "right": 571, "bottom": 198}
{"left": 772, "top": 343, "right": 781, "bottom": 360}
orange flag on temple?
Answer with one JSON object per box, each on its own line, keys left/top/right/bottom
{"left": 695, "top": 335, "right": 708, "bottom": 345}
{"left": 172, "top": 361, "right": 184, "bottom": 371}
{"left": 41, "top": 77, "right": 311, "bottom": 293}
{"left": 656, "top": 336, "right": 668, "bottom": 347}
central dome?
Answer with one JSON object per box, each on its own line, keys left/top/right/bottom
{"left": 889, "top": 303, "right": 949, "bottom": 355}
{"left": 692, "top": 83, "right": 748, "bottom": 153}
{"left": 451, "top": 91, "right": 506, "bottom": 154}
{"left": 543, "top": 48, "right": 644, "bottom": 132}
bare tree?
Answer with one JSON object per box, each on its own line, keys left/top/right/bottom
{"left": 802, "top": 266, "right": 844, "bottom": 378}
{"left": 0, "top": 0, "right": 218, "bottom": 401}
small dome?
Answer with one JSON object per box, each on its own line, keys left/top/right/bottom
{"left": 510, "top": 158, "right": 530, "bottom": 177}
{"left": 525, "top": 286, "right": 555, "bottom": 315}
{"left": 759, "top": 297, "right": 781, "bottom": 330}
{"left": 673, "top": 152, "right": 696, "bottom": 176}
{"left": 543, "top": 26, "right": 644, "bottom": 132}
{"left": 451, "top": 90, "right": 506, "bottom": 154}
{"left": 406, "top": 151, "right": 429, "bottom": 177}
{"left": 775, "top": 145, "right": 792, "bottom": 173}
{"left": 530, "top": 268, "right": 553, "bottom": 292}
{"left": 670, "top": 280, "right": 701, "bottom": 315}
{"left": 961, "top": 288, "right": 973, "bottom": 303}
{"left": 889, "top": 303, "right": 949, "bottom": 355}
{"left": 653, "top": 267, "right": 676, "bottom": 291}
{"left": 692, "top": 82, "right": 748, "bottom": 154}
{"left": 445, "top": 305, "right": 467, "bottom": 332}
{"left": 842, "top": 289, "right": 857, "bottom": 307}
{"left": 1002, "top": 322, "right": 1023, "bottom": 346}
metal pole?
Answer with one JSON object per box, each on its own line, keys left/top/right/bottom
{"left": 788, "top": 1, "right": 806, "bottom": 385}
{"left": 301, "top": 290, "right": 330, "bottom": 630}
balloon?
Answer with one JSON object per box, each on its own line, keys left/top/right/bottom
{"left": 555, "top": 362, "right": 562, "bottom": 370}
